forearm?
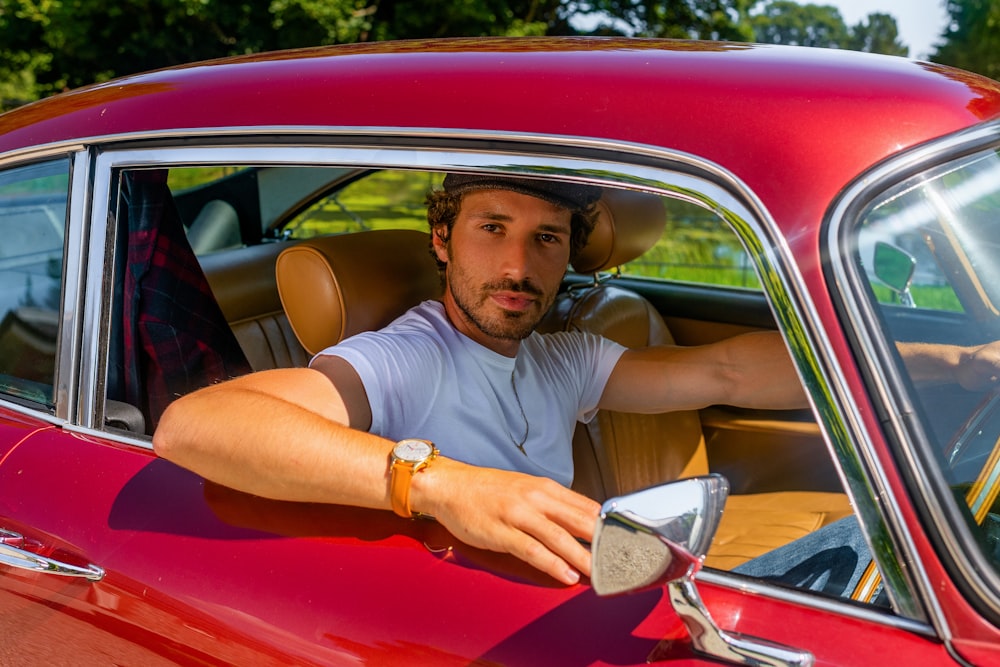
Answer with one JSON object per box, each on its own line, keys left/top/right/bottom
{"left": 603, "top": 330, "right": 807, "bottom": 413}
{"left": 154, "top": 369, "right": 599, "bottom": 587}
{"left": 898, "top": 340, "right": 1000, "bottom": 391}
{"left": 153, "top": 368, "right": 395, "bottom": 507}
{"left": 897, "top": 341, "right": 967, "bottom": 384}
{"left": 718, "top": 330, "right": 808, "bottom": 409}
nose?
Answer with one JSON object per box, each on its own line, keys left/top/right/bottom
{"left": 498, "top": 234, "right": 535, "bottom": 283}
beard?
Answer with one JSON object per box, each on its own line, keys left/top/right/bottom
{"left": 446, "top": 265, "right": 555, "bottom": 342}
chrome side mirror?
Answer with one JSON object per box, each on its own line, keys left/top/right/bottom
{"left": 873, "top": 241, "right": 917, "bottom": 307}
{"left": 592, "top": 475, "right": 813, "bottom": 667}
{"left": 591, "top": 474, "right": 726, "bottom": 596}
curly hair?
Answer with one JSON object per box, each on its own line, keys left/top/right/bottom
{"left": 425, "top": 189, "right": 599, "bottom": 272}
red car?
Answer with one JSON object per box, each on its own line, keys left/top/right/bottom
{"left": 2, "top": 37, "right": 1000, "bottom": 665}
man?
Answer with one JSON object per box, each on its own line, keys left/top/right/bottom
{"left": 153, "top": 173, "right": 1000, "bottom": 588}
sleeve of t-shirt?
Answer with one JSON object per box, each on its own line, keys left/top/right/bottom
{"left": 539, "top": 331, "right": 626, "bottom": 424}
{"left": 311, "top": 332, "right": 443, "bottom": 436}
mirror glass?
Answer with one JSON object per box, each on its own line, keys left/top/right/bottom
{"left": 873, "top": 240, "right": 916, "bottom": 295}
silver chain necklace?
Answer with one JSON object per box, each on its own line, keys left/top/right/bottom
{"left": 508, "top": 369, "right": 530, "bottom": 456}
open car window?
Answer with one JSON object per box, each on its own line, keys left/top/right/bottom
{"left": 96, "top": 160, "right": 865, "bottom": 606}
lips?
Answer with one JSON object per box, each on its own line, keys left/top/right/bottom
{"left": 490, "top": 292, "right": 536, "bottom": 312}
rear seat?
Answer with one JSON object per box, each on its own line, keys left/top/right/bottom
{"left": 200, "top": 242, "right": 309, "bottom": 372}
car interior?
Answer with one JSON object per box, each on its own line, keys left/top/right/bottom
{"left": 94, "top": 164, "right": 853, "bottom": 575}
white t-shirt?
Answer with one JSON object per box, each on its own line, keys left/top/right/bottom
{"left": 313, "top": 300, "right": 625, "bottom": 486}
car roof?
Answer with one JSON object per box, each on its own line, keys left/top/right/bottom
{"left": 3, "top": 37, "right": 1000, "bottom": 228}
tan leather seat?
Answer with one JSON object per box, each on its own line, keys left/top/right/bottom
{"left": 202, "top": 242, "right": 309, "bottom": 371}
{"left": 538, "top": 188, "right": 852, "bottom": 570}
{"left": 275, "top": 229, "right": 442, "bottom": 355}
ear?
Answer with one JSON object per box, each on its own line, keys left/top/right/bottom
{"left": 431, "top": 226, "right": 449, "bottom": 264}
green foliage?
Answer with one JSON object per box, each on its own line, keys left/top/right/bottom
{"left": 934, "top": 0, "right": 1000, "bottom": 80}
{"left": 750, "top": 3, "right": 908, "bottom": 56}
{"left": 582, "top": 0, "right": 755, "bottom": 40}
{"left": 752, "top": 1, "right": 850, "bottom": 48}
{"left": 847, "top": 12, "right": 907, "bottom": 56}
{"left": 621, "top": 198, "right": 761, "bottom": 288}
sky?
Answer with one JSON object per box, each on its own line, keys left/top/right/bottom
{"left": 824, "top": 0, "right": 951, "bottom": 60}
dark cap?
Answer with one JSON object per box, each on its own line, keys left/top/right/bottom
{"left": 443, "top": 173, "right": 601, "bottom": 210}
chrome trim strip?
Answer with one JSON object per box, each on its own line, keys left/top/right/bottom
{"left": 0, "top": 143, "right": 90, "bottom": 171}
{"left": 0, "top": 150, "right": 80, "bottom": 428}
{"left": 827, "top": 120, "right": 1000, "bottom": 629}
{"left": 0, "top": 400, "right": 63, "bottom": 426}
{"left": 75, "top": 128, "right": 925, "bottom": 622}
{"left": 697, "top": 570, "right": 935, "bottom": 637}
{"left": 4, "top": 123, "right": 786, "bottom": 186}
{"left": 79, "top": 151, "right": 117, "bottom": 431}
{"left": 58, "top": 151, "right": 91, "bottom": 424}
{"left": 670, "top": 578, "right": 814, "bottom": 666}
{"left": 61, "top": 422, "right": 153, "bottom": 451}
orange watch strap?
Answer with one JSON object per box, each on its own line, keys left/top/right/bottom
{"left": 390, "top": 460, "right": 415, "bottom": 518}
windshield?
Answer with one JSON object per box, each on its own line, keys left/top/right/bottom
{"left": 852, "top": 146, "right": 1000, "bottom": 583}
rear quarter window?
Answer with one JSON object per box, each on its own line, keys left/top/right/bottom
{"left": 0, "top": 159, "right": 69, "bottom": 406}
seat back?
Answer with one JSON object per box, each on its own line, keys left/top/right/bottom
{"left": 538, "top": 188, "right": 708, "bottom": 500}
{"left": 201, "top": 242, "right": 310, "bottom": 371}
{"left": 275, "top": 229, "right": 442, "bottom": 355}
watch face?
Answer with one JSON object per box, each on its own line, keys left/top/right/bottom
{"left": 394, "top": 439, "right": 433, "bottom": 462}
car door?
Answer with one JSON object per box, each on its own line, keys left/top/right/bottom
{"left": 0, "top": 138, "right": 975, "bottom": 665}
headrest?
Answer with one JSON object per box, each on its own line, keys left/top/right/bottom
{"left": 571, "top": 189, "right": 667, "bottom": 274}
{"left": 275, "top": 230, "right": 442, "bottom": 356}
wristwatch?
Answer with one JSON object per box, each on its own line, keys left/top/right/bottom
{"left": 389, "top": 439, "right": 438, "bottom": 518}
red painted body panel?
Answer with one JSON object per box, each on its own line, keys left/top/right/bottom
{"left": 0, "top": 429, "right": 958, "bottom": 665}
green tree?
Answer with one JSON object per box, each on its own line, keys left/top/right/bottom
{"left": 751, "top": 1, "right": 850, "bottom": 48}
{"left": 578, "top": 0, "right": 755, "bottom": 40}
{"left": 0, "top": 0, "right": 569, "bottom": 108}
{"left": 750, "top": 2, "right": 908, "bottom": 56}
{"left": 847, "top": 12, "right": 908, "bottom": 56}
{"left": 934, "top": 0, "right": 1000, "bottom": 79}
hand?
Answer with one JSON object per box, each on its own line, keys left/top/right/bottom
{"left": 957, "top": 341, "right": 1000, "bottom": 391}
{"left": 412, "top": 458, "right": 600, "bottom": 586}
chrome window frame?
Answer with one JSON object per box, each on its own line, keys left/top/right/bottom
{"left": 827, "top": 119, "right": 1000, "bottom": 627}
{"left": 0, "top": 126, "right": 934, "bottom": 633}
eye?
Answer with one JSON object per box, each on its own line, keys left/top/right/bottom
{"left": 538, "top": 232, "right": 562, "bottom": 244}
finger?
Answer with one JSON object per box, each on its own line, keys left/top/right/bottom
{"left": 515, "top": 508, "right": 594, "bottom": 578}
{"left": 533, "top": 480, "right": 601, "bottom": 540}
{"left": 502, "top": 528, "right": 583, "bottom": 586}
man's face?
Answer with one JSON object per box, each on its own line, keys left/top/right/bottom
{"left": 433, "top": 189, "right": 573, "bottom": 355}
